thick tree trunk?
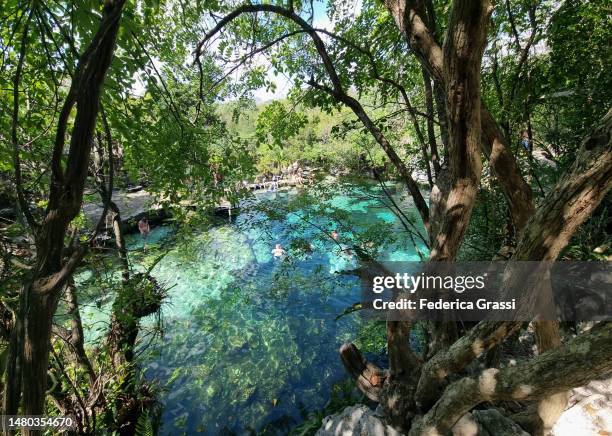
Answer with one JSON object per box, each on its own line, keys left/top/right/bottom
{"left": 378, "top": 1, "right": 491, "bottom": 427}
{"left": 515, "top": 108, "right": 611, "bottom": 433}
{"left": 411, "top": 108, "right": 611, "bottom": 429}
{"left": 3, "top": 282, "right": 26, "bottom": 415}
{"left": 22, "top": 291, "right": 60, "bottom": 418}
{"left": 429, "top": 0, "right": 490, "bottom": 261}
{"left": 384, "top": 0, "right": 534, "bottom": 236}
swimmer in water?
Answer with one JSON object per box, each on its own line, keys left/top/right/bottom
{"left": 331, "top": 230, "right": 354, "bottom": 259}
{"left": 271, "top": 243, "right": 286, "bottom": 258}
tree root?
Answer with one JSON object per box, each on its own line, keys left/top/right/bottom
{"left": 339, "top": 342, "right": 387, "bottom": 402}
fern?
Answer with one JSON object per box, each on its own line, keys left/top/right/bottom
{"left": 134, "top": 410, "right": 155, "bottom": 436}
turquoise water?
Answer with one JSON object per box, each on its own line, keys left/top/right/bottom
{"left": 79, "top": 181, "right": 426, "bottom": 435}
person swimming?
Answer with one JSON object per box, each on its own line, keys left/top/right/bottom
{"left": 330, "top": 230, "right": 354, "bottom": 259}
{"left": 271, "top": 243, "right": 286, "bottom": 258}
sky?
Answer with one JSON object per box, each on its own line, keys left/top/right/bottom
{"left": 251, "top": 0, "right": 336, "bottom": 102}
{"left": 132, "top": 0, "right": 359, "bottom": 102}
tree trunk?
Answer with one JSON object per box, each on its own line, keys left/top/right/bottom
{"left": 4, "top": 1, "right": 127, "bottom": 426}
{"left": 429, "top": 0, "right": 490, "bottom": 262}
{"left": 422, "top": 67, "right": 441, "bottom": 177}
{"left": 22, "top": 291, "right": 61, "bottom": 418}
{"left": 415, "top": 321, "right": 521, "bottom": 410}
{"left": 411, "top": 108, "right": 611, "bottom": 430}
{"left": 378, "top": 1, "right": 492, "bottom": 427}
{"left": 384, "top": 0, "right": 535, "bottom": 236}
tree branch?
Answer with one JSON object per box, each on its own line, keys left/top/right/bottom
{"left": 11, "top": 7, "right": 38, "bottom": 231}
{"left": 385, "top": 0, "right": 535, "bottom": 236}
{"left": 410, "top": 323, "right": 612, "bottom": 435}
{"left": 415, "top": 321, "right": 521, "bottom": 410}
{"left": 197, "top": 3, "right": 431, "bottom": 233}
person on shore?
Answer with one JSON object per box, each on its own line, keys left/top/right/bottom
{"left": 331, "top": 230, "right": 339, "bottom": 241}
{"left": 138, "top": 218, "right": 150, "bottom": 238}
{"left": 138, "top": 217, "right": 150, "bottom": 250}
{"left": 269, "top": 175, "right": 279, "bottom": 192}
{"left": 520, "top": 130, "right": 531, "bottom": 153}
{"left": 271, "top": 243, "right": 286, "bottom": 258}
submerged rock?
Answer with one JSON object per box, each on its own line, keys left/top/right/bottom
{"left": 315, "top": 404, "right": 402, "bottom": 436}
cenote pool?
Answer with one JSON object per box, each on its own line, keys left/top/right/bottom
{"left": 76, "top": 180, "right": 427, "bottom": 435}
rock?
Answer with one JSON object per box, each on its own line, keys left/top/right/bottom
{"left": 553, "top": 378, "right": 612, "bottom": 436}
{"left": 316, "top": 404, "right": 403, "bottom": 436}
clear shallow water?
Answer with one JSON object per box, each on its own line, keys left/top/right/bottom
{"left": 78, "top": 181, "right": 426, "bottom": 435}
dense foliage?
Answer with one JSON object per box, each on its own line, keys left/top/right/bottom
{"left": 0, "top": 0, "right": 609, "bottom": 434}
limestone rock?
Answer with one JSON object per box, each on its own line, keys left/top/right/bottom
{"left": 315, "top": 404, "right": 403, "bottom": 436}
{"left": 553, "top": 378, "right": 612, "bottom": 436}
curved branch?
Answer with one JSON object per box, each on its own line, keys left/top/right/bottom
{"left": 196, "top": 4, "right": 343, "bottom": 92}
{"left": 312, "top": 27, "right": 435, "bottom": 187}
{"left": 414, "top": 321, "right": 521, "bottom": 410}
{"left": 197, "top": 3, "right": 431, "bottom": 233}
{"left": 204, "top": 29, "right": 306, "bottom": 98}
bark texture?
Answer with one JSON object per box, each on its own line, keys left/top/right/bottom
{"left": 429, "top": 0, "right": 490, "bottom": 262}
{"left": 384, "top": 0, "right": 534, "bottom": 236}
{"left": 415, "top": 321, "right": 521, "bottom": 410}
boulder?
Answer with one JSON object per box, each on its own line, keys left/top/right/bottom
{"left": 316, "top": 405, "right": 530, "bottom": 436}
{"left": 315, "top": 404, "right": 403, "bottom": 436}
{"left": 553, "top": 378, "right": 612, "bottom": 436}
